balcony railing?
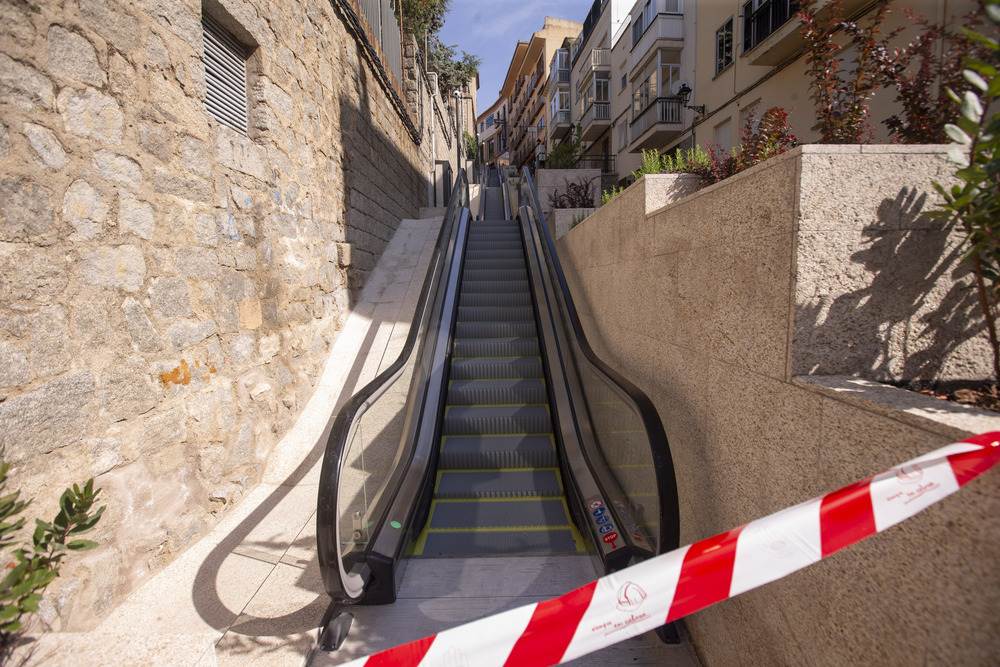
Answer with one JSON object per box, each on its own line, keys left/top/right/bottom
{"left": 576, "top": 154, "right": 616, "bottom": 174}
{"left": 549, "top": 68, "right": 570, "bottom": 88}
{"left": 630, "top": 97, "right": 682, "bottom": 140}
{"left": 743, "top": 0, "right": 797, "bottom": 53}
{"left": 629, "top": 14, "right": 684, "bottom": 72}
{"left": 588, "top": 48, "right": 611, "bottom": 68}
{"left": 582, "top": 102, "right": 611, "bottom": 127}
{"left": 553, "top": 110, "right": 571, "bottom": 125}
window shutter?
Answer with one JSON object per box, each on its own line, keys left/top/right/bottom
{"left": 202, "top": 14, "right": 248, "bottom": 134}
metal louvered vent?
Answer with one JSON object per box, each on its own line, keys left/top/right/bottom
{"left": 202, "top": 13, "right": 248, "bottom": 134}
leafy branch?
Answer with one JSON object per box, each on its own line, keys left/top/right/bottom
{"left": 0, "top": 457, "right": 104, "bottom": 662}
{"left": 929, "top": 0, "right": 1000, "bottom": 384}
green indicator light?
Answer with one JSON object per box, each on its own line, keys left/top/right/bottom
{"left": 390, "top": 520, "right": 402, "bottom": 529}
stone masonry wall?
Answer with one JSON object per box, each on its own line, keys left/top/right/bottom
{"left": 0, "top": 0, "right": 454, "bottom": 630}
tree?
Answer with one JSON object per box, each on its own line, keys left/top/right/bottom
{"left": 399, "top": 0, "right": 449, "bottom": 44}
{"left": 463, "top": 131, "right": 476, "bottom": 160}
{"left": 546, "top": 136, "right": 584, "bottom": 169}
{"left": 427, "top": 37, "right": 480, "bottom": 94}
{"left": 799, "top": 0, "right": 892, "bottom": 143}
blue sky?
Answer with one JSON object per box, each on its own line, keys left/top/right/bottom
{"left": 438, "top": 0, "right": 599, "bottom": 114}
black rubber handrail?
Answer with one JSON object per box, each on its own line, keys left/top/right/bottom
{"left": 317, "top": 169, "right": 469, "bottom": 602}
{"left": 516, "top": 168, "right": 680, "bottom": 556}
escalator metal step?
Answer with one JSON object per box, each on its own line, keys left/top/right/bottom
{"left": 420, "top": 529, "right": 579, "bottom": 556}
{"left": 463, "top": 258, "right": 526, "bottom": 271}
{"left": 436, "top": 469, "right": 562, "bottom": 498}
{"left": 460, "top": 280, "right": 530, "bottom": 294}
{"left": 462, "top": 269, "right": 529, "bottom": 282}
{"left": 455, "top": 321, "right": 536, "bottom": 338}
{"left": 458, "top": 291, "right": 531, "bottom": 307}
{"left": 468, "top": 232, "right": 520, "bottom": 242}
{"left": 440, "top": 434, "right": 557, "bottom": 468}
{"left": 443, "top": 404, "right": 551, "bottom": 435}
{"left": 467, "top": 240, "right": 522, "bottom": 250}
{"left": 457, "top": 306, "right": 533, "bottom": 322}
{"left": 450, "top": 356, "right": 542, "bottom": 380}
{"left": 447, "top": 379, "right": 546, "bottom": 406}
{"left": 429, "top": 499, "right": 572, "bottom": 529}
{"left": 466, "top": 249, "right": 524, "bottom": 261}
{"left": 453, "top": 337, "right": 539, "bottom": 358}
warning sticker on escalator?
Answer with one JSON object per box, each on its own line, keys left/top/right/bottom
{"left": 586, "top": 496, "right": 620, "bottom": 552}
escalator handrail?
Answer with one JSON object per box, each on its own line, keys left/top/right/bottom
{"left": 516, "top": 167, "right": 680, "bottom": 555}
{"left": 317, "top": 169, "right": 469, "bottom": 601}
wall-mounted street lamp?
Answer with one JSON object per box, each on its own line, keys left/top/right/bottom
{"left": 676, "top": 83, "right": 706, "bottom": 118}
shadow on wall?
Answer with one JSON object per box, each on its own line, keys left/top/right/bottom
{"left": 187, "top": 63, "right": 429, "bottom": 643}
{"left": 339, "top": 58, "right": 427, "bottom": 302}
{"left": 794, "top": 187, "right": 986, "bottom": 385}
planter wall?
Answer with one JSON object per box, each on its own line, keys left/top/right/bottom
{"left": 555, "top": 145, "right": 1000, "bottom": 665}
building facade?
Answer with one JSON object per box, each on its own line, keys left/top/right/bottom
{"left": 531, "top": 0, "right": 978, "bottom": 191}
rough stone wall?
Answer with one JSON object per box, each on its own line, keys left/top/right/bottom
{"left": 0, "top": 0, "right": 453, "bottom": 630}
{"left": 555, "top": 147, "right": 999, "bottom": 664}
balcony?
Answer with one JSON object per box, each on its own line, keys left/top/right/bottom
{"left": 549, "top": 67, "right": 570, "bottom": 89}
{"left": 579, "top": 48, "right": 610, "bottom": 86}
{"left": 742, "top": 0, "right": 799, "bottom": 65}
{"left": 629, "top": 14, "right": 683, "bottom": 72}
{"left": 629, "top": 97, "right": 683, "bottom": 151}
{"left": 581, "top": 102, "right": 610, "bottom": 141}
{"left": 551, "top": 110, "right": 572, "bottom": 140}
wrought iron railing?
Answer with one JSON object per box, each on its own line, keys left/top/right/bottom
{"left": 630, "top": 97, "right": 682, "bottom": 140}
{"left": 743, "top": 0, "right": 797, "bottom": 53}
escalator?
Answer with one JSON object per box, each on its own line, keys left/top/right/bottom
{"left": 316, "top": 166, "right": 680, "bottom": 654}
{"left": 412, "top": 203, "right": 584, "bottom": 557}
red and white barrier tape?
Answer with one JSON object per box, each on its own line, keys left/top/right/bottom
{"left": 338, "top": 432, "right": 1000, "bottom": 667}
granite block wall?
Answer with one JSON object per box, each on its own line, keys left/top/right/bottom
{"left": 0, "top": 0, "right": 455, "bottom": 630}
{"left": 555, "top": 146, "right": 1000, "bottom": 665}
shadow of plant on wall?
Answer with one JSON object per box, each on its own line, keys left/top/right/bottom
{"left": 794, "top": 186, "right": 987, "bottom": 385}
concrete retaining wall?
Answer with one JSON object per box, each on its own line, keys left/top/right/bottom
{"left": 555, "top": 145, "right": 1000, "bottom": 664}
{"left": 0, "top": 0, "right": 454, "bottom": 630}
{"left": 535, "top": 168, "right": 600, "bottom": 217}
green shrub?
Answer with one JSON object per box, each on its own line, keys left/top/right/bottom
{"left": 601, "top": 185, "right": 623, "bottom": 206}
{"left": 0, "top": 456, "right": 104, "bottom": 661}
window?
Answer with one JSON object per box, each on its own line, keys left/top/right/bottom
{"left": 595, "top": 72, "right": 610, "bottom": 104}
{"left": 743, "top": 0, "right": 795, "bottom": 54}
{"left": 715, "top": 118, "right": 732, "bottom": 151}
{"left": 202, "top": 13, "right": 249, "bottom": 134}
{"left": 660, "top": 50, "right": 681, "bottom": 98}
{"left": 488, "top": 138, "right": 495, "bottom": 159}
{"left": 620, "top": 73, "right": 627, "bottom": 92}
{"left": 716, "top": 18, "right": 733, "bottom": 75}
{"left": 632, "top": 49, "right": 680, "bottom": 120}
{"left": 486, "top": 114, "right": 495, "bottom": 129}
{"left": 617, "top": 120, "right": 628, "bottom": 151}
{"left": 664, "top": 0, "right": 681, "bottom": 12}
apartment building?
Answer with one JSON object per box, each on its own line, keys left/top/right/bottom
{"left": 681, "top": 0, "right": 975, "bottom": 155}
{"left": 495, "top": 18, "right": 583, "bottom": 170}
{"left": 477, "top": 97, "right": 509, "bottom": 168}
{"left": 535, "top": 0, "right": 979, "bottom": 190}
